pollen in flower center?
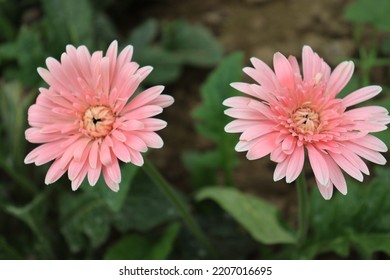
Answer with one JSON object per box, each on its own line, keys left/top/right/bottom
{"left": 82, "top": 106, "right": 115, "bottom": 138}
{"left": 291, "top": 103, "right": 320, "bottom": 134}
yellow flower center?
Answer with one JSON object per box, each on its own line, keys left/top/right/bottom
{"left": 82, "top": 106, "right": 115, "bottom": 138}
{"left": 291, "top": 103, "right": 320, "bottom": 134}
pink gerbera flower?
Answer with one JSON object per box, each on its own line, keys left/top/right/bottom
{"left": 224, "top": 46, "right": 390, "bottom": 199}
{"left": 24, "top": 41, "right": 174, "bottom": 191}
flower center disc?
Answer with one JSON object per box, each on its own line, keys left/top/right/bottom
{"left": 291, "top": 104, "right": 320, "bottom": 134}
{"left": 83, "top": 106, "right": 115, "bottom": 138}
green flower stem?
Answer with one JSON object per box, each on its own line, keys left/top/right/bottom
{"left": 296, "top": 172, "right": 309, "bottom": 246}
{"left": 143, "top": 159, "right": 216, "bottom": 258}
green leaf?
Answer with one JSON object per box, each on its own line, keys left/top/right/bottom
{"left": 104, "top": 223, "right": 180, "bottom": 260}
{"left": 59, "top": 191, "right": 110, "bottom": 252}
{"left": 81, "top": 163, "right": 139, "bottom": 212}
{"left": 127, "top": 18, "right": 158, "bottom": 50}
{"left": 93, "top": 13, "right": 118, "bottom": 48}
{"left": 112, "top": 173, "right": 179, "bottom": 232}
{"left": 344, "top": 0, "right": 390, "bottom": 31}
{"left": 4, "top": 193, "right": 54, "bottom": 258}
{"left": 381, "top": 38, "right": 390, "bottom": 56}
{"left": 149, "top": 223, "right": 181, "bottom": 259}
{"left": 0, "top": 236, "right": 22, "bottom": 260}
{"left": 137, "top": 47, "right": 182, "bottom": 84}
{"left": 2, "top": 26, "right": 45, "bottom": 86}
{"left": 0, "top": 82, "right": 31, "bottom": 166}
{"left": 182, "top": 151, "right": 220, "bottom": 188}
{"left": 162, "top": 20, "right": 222, "bottom": 67}
{"left": 0, "top": 8, "right": 16, "bottom": 41}
{"left": 350, "top": 233, "right": 390, "bottom": 257}
{"left": 42, "top": 0, "right": 93, "bottom": 48}
{"left": 194, "top": 52, "right": 243, "bottom": 143}
{"left": 196, "top": 187, "right": 296, "bottom": 244}
{"left": 104, "top": 234, "right": 150, "bottom": 260}
{"left": 0, "top": 41, "right": 17, "bottom": 62}
{"left": 307, "top": 166, "right": 390, "bottom": 258}
{"left": 191, "top": 52, "right": 243, "bottom": 184}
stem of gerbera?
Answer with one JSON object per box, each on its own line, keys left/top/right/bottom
{"left": 143, "top": 158, "right": 216, "bottom": 258}
{"left": 296, "top": 172, "right": 309, "bottom": 246}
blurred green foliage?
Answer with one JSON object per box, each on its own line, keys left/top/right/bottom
{"left": 304, "top": 167, "right": 390, "bottom": 259}
{"left": 197, "top": 187, "right": 296, "bottom": 245}
{"left": 185, "top": 53, "right": 242, "bottom": 187}
{"left": 129, "top": 19, "right": 222, "bottom": 84}
{"left": 344, "top": 0, "right": 390, "bottom": 31}
{"left": 343, "top": 0, "right": 390, "bottom": 150}
{"left": 104, "top": 223, "right": 180, "bottom": 260}
{"left": 0, "top": 0, "right": 389, "bottom": 261}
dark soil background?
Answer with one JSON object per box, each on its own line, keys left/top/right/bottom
{"left": 122, "top": 0, "right": 357, "bottom": 222}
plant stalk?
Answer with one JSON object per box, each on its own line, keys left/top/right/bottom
{"left": 296, "top": 172, "right": 309, "bottom": 246}
{"left": 143, "top": 158, "right": 216, "bottom": 258}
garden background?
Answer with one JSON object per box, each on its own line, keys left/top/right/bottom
{"left": 1, "top": 0, "right": 390, "bottom": 259}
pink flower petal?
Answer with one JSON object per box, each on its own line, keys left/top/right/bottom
{"left": 224, "top": 108, "right": 264, "bottom": 120}
{"left": 249, "top": 57, "right": 280, "bottom": 90}
{"left": 99, "top": 139, "right": 112, "bottom": 166}
{"left": 45, "top": 159, "right": 67, "bottom": 185}
{"left": 239, "top": 123, "right": 275, "bottom": 141}
{"left": 116, "top": 45, "right": 133, "bottom": 71}
{"left": 88, "top": 161, "right": 102, "bottom": 186}
{"left": 123, "top": 105, "right": 163, "bottom": 120}
{"left": 323, "top": 154, "right": 347, "bottom": 195}
{"left": 106, "top": 40, "right": 118, "bottom": 80}
{"left": 307, "top": 145, "right": 329, "bottom": 186}
{"left": 112, "top": 138, "right": 131, "bottom": 163}
{"left": 329, "top": 152, "right": 364, "bottom": 182}
{"left": 76, "top": 46, "right": 92, "bottom": 82}
{"left": 88, "top": 141, "right": 99, "bottom": 169}
{"left": 326, "top": 61, "right": 354, "bottom": 97}
{"left": 103, "top": 166, "right": 119, "bottom": 192}
{"left": 246, "top": 132, "right": 279, "bottom": 160}
{"left": 302, "top": 45, "right": 330, "bottom": 84}
{"left": 281, "top": 135, "right": 297, "bottom": 155}
{"left": 136, "top": 131, "right": 164, "bottom": 149}
{"left": 230, "top": 82, "right": 277, "bottom": 103}
{"left": 270, "top": 145, "right": 288, "bottom": 163}
{"left": 142, "top": 118, "right": 167, "bottom": 131}
{"left": 273, "top": 52, "right": 295, "bottom": 89}
{"left": 224, "top": 120, "right": 259, "bottom": 133}
{"left": 71, "top": 161, "right": 89, "bottom": 191}
{"left": 106, "top": 157, "right": 121, "bottom": 184}
{"left": 350, "top": 134, "right": 388, "bottom": 153}
{"left": 345, "top": 142, "right": 387, "bottom": 165}
{"left": 129, "top": 149, "right": 144, "bottom": 166}
{"left": 286, "top": 145, "right": 304, "bottom": 183}
{"left": 343, "top": 85, "right": 382, "bottom": 107}
{"left": 123, "top": 86, "right": 165, "bottom": 112}
{"left": 316, "top": 179, "right": 333, "bottom": 200}
{"left": 150, "top": 95, "right": 175, "bottom": 108}
{"left": 340, "top": 145, "right": 370, "bottom": 175}
{"left": 125, "top": 134, "right": 148, "bottom": 152}
{"left": 118, "top": 119, "right": 144, "bottom": 131}
{"left": 223, "top": 96, "right": 252, "bottom": 108}
{"left": 287, "top": 55, "right": 301, "bottom": 80}
{"left": 273, "top": 159, "right": 289, "bottom": 181}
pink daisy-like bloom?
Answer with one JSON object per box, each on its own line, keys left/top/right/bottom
{"left": 24, "top": 40, "right": 174, "bottom": 191}
{"left": 224, "top": 46, "right": 390, "bottom": 199}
